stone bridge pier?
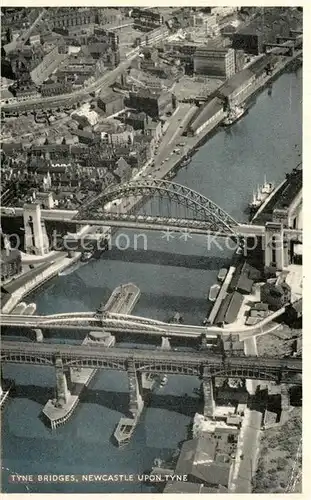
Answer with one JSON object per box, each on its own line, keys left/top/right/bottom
{"left": 127, "top": 360, "right": 144, "bottom": 418}
{"left": 202, "top": 368, "right": 215, "bottom": 418}
{"left": 54, "top": 358, "right": 71, "bottom": 407}
{"left": 30, "top": 328, "right": 43, "bottom": 342}
{"left": 160, "top": 336, "right": 171, "bottom": 350}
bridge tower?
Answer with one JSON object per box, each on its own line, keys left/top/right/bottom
{"left": 264, "top": 222, "right": 286, "bottom": 270}
{"left": 127, "top": 359, "right": 144, "bottom": 418}
{"left": 202, "top": 367, "right": 215, "bottom": 418}
{"left": 54, "top": 357, "right": 71, "bottom": 406}
{"left": 23, "top": 203, "right": 49, "bottom": 255}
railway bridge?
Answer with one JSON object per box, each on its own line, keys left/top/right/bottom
{"left": 1, "top": 341, "right": 302, "bottom": 418}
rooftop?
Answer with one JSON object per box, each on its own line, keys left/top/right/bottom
{"left": 215, "top": 291, "right": 244, "bottom": 324}
{"left": 218, "top": 68, "right": 254, "bottom": 97}
{"left": 254, "top": 168, "right": 302, "bottom": 224}
{"left": 188, "top": 97, "right": 224, "bottom": 132}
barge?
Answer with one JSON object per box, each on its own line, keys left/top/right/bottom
{"left": 114, "top": 417, "right": 138, "bottom": 447}
{"left": 209, "top": 284, "right": 221, "bottom": 302}
{"left": 218, "top": 268, "right": 228, "bottom": 282}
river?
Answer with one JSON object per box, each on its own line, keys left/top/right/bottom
{"left": 1, "top": 67, "right": 302, "bottom": 493}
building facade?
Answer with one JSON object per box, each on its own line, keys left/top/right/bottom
{"left": 128, "top": 89, "right": 172, "bottom": 119}
{"left": 194, "top": 47, "right": 236, "bottom": 78}
{"left": 1, "top": 249, "right": 22, "bottom": 283}
{"left": 97, "top": 91, "right": 124, "bottom": 116}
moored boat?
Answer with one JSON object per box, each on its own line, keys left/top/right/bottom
{"left": 248, "top": 177, "right": 275, "bottom": 212}
{"left": 209, "top": 284, "right": 220, "bottom": 302}
{"left": 218, "top": 268, "right": 227, "bottom": 282}
{"left": 114, "top": 417, "right": 138, "bottom": 447}
{"left": 223, "top": 105, "right": 246, "bottom": 126}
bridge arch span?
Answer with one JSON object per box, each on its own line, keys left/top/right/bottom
{"left": 78, "top": 179, "right": 240, "bottom": 236}
{"left": 210, "top": 367, "right": 279, "bottom": 382}
{"left": 138, "top": 363, "right": 199, "bottom": 376}
{"left": 65, "top": 359, "right": 125, "bottom": 371}
{"left": 1, "top": 353, "right": 53, "bottom": 366}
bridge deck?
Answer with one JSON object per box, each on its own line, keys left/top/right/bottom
{"left": 1, "top": 341, "right": 302, "bottom": 382}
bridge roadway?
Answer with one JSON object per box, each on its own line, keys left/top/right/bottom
{"left": 0, "top": 307, "right": 286, "bottom": 338}
{"left": 0, "top": 207, "right": 302, "bottom": 240}
{"left": 1, "top": 341, "right": 302, "bottom": 383}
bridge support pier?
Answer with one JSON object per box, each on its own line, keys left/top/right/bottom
{"left": 54, "top": 358, "right": 71, "bottom": 406}
{"left": 30, "top": 328, "right": 43, "bottom": 342}
{"left": 127, "top": 360, "right": 144, "bottom": 418}
{"left": 202, "top": 369, "right": 215, "bottom": 419}
{"left": 280, "top": 383, "right": 290, "bottom": 424}
{"left": 160, "top": 336, "right": 171, "bottom": 350}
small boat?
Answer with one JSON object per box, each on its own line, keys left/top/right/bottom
{"left": 218, "top": 268, "right": 227, "bottom": 282}
{"left": 223, "top": 105, "right": 246, "bottom": 126}
{"left": 168, "top": 312, "right": 184, "bottom": 324}
{"left": 159, "top": 375, "right": 168, "bottom": 387}
{"left": 209, "top": 284, "right": 220, "bottom": 302}
{"left": 80, "top": 251, "right": 93, "bottom": 262}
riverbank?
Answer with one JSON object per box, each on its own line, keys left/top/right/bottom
{"left": 156, "top": 51, "right": 302, "bottom": 184}
{"left": 1, "top": 252, "right": 81, "bottom": 313}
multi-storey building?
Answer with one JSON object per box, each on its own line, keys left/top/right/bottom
{"left": 131, "top": 8, "right": 164, "bottom": 32}
{"left": 97, "top": 91, "right": 124, "bottom": 116}
{"left": 194, "top": 47, "right": 236, "bottom": 78}
{"left": 128, "top": 89, "right": 172, "bottom": 119}
{"left": 49, "top": 8, "right": 97, "bottom": 30}
{"left": 1, "top": 248, "right": 22, "bottom": 283}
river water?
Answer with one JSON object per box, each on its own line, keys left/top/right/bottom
{"left": 1, "top": 68, "right": 302, "bottom": 493}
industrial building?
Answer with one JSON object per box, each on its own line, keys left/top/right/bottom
{"left": 128, "top": 89, "right": 172, "bottom": 119}
{"left": 194, "top": 47, "right": 236, "bottom": 78}
{"left": 186, "top": 97, "right": 224, "bottom": 136}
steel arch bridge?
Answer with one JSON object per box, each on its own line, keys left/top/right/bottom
{"left": 76, "top": 179, "right": 240, "bottom": 236}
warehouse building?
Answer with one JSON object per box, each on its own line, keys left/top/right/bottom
{"left": 194, "top": 47, "right": 236, "bottom": 78}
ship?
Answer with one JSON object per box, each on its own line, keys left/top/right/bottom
{"left": 248, "top": 176, "right": 275, "bottom": 212}
{"left": 223, "top": 105, "right": 246, "bottom": 126}
{"left": 209, "top": 283, "right": 221, "bottom": 302}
